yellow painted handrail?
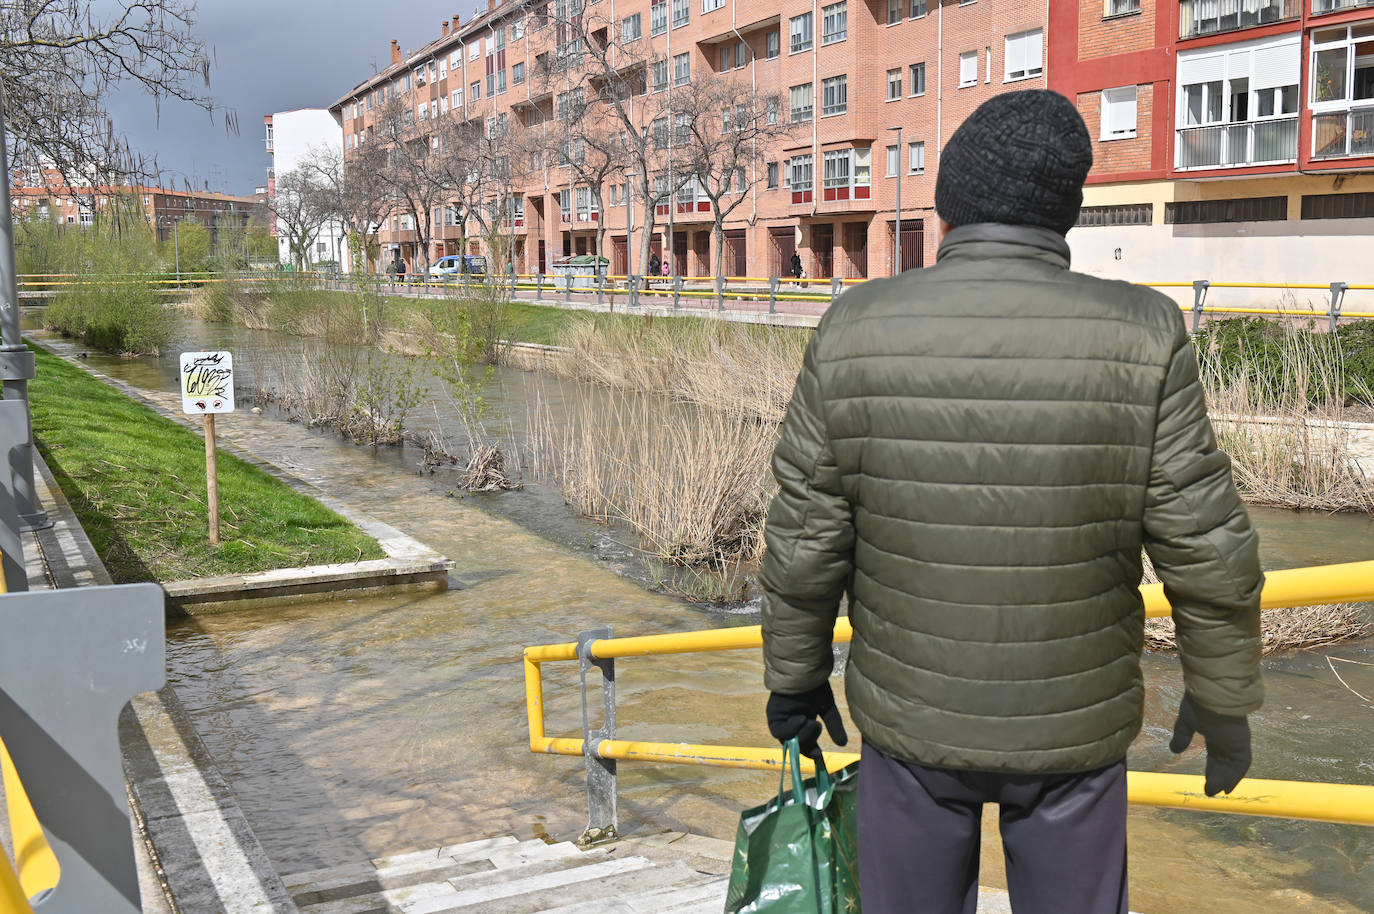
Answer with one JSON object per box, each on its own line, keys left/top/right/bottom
{"left": 523, "top": 560, "right": 1374, "bottom": 826}
{"left": 0, "top": 739, "right": 59, "bottom": 906}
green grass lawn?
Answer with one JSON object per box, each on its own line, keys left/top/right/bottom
{"left": 29, "top": 346, "right": 385, "bottom": 583}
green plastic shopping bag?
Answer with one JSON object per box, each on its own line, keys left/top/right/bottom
{"left": 723, "top": 738, "right": 861, "bottom": 914}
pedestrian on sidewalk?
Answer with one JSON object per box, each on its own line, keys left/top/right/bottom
{"left": 789, "top": 251, "right": 804, "bottom": 283}
{"left": 396, "top": 257, "right": 407, "bottom": 285}
{"left": 759, "top": 89, "right": 1263, "bottom": 914}
{"left": 648, "top": 251, "right": 661, "bottom": 278}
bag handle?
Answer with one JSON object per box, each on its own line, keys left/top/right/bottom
{"left": 778, "top": 738, "right": 831, "bottom": 805}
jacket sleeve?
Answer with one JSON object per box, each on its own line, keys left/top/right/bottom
{"left": 1143, "top": 319, "right": 1264, "bottom": 716}
{"left": 760, "top": 335, "right": 855, "bottom": 694}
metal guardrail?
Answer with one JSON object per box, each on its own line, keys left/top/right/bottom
{"left": 17, "top": 271, "right": 1374, "bottom": 326}
{"left": 523, "top": 560, "right": 1374, "bottom": 845}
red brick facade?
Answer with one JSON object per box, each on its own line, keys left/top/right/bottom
{"left": 335, "top": 0, "right": 1048, "bottom": 278}
{"left": 1077, "top": 83, "right": 1154, "bottom": 174}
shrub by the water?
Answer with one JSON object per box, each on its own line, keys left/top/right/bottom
{"left": 44, "top": 275, "right": 172, "bottom": 355}
{"left": 1195, "top": 316, "right": 1374, "bottom": 405}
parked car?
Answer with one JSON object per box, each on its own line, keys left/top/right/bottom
{"left": 428, "top": 255, "right": 488, "bottom": 279}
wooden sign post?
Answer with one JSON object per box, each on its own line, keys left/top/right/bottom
{"left": 179, "top": 351, "right": 234, "bottom": 546}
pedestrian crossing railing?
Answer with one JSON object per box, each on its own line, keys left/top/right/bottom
{"left": 522, "top": 560, "right": 1374, "bottom": 846}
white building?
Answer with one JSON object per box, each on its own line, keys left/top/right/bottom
{"left": 264, "top": 108, "right": 348, "bottom": 272}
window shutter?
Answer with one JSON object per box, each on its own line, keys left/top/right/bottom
{"left": 1252, "top": 40, "right": 1299, "bottom": 90}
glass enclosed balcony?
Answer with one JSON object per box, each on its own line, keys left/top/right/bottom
{"left": 1179, "top": 0, "right": 1299, "bottom": 40}
{"left": 1175, "top": 117, "right": 1298, "bottom": 169}
{"left": 1312, "top": 108, "right": 1374, "bottom": 158}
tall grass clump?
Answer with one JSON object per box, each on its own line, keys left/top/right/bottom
{"left": 39, "top": 207, "right": 172, "bottom": 355}
{"left": 1198, "top": 318, "right": 1372, "bottom": 512}
{"left": 532, "top": 383, "right": 776, "bottom": 569}
{"left": 556, "top": 313, "right": 807, "bottom": 423}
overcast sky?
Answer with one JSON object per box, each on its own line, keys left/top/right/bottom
{"left": 102, "top": 0, "right": 483, "bottom": 196}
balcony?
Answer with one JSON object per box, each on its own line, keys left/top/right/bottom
{"left": 1179, "top": 0, "right": 1299, "bottom": 40}
{"left": 1175, "top": 117, "right": 1298, "bottom": 169}
{"left": 1312, "top": 0, "right": 1374, "bottom": 13}
{"left": 1312, "top": 108, "right": 1374, "bottom": 159}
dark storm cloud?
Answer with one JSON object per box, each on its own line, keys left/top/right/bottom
{"left": 98, "top": 0, "right": 479, "bottom": 194}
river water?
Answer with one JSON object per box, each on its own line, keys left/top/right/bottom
{"left": 29, "top": 313, "right": 1374, "bottom": 912}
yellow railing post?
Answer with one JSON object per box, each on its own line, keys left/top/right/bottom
{"left": 524, "top": 560, "right": 1374, "bottom": 829}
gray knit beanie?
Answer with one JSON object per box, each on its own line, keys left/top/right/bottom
{"left": 934, "top": 90, "right": 1093, "bottom": 236}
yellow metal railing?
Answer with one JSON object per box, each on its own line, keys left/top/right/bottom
{"left": 524, "top": 560, "right": 1374, "bottom": 827}
{"left": 0, "top": 555, "right": 57, "bottom": 914}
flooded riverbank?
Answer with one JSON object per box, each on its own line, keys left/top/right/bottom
{"left": 27, "top": 311, "right": 1374, "bottom": 911}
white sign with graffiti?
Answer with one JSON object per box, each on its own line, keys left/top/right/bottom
{"left": 179, "top": 351, "right": 235, "bottom": 414}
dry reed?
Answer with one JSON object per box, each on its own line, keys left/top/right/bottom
{"left": 529, "top": 380, "right": 776, "bottom": 568}
{"left": 555, "top": 314, "right": 807, "bottom": 424}
{"left": 1140, "top": 552, "right": 1370, "bottom": 653}
{"left": 1201, "top": 320, "right": 1372, "bottom": 513}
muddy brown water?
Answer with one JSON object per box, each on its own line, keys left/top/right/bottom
{"left": 27, "top": 313, "right": 1374, "bottom": 912}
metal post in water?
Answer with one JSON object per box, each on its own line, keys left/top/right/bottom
{"left": 0, "top": 91, "right": 49, "bottom": 530}
{"left": 576, "top": 627, "right": 617, "bottom": 846}
{"left": 1328, "top": 282, "right": 1347, "bottom": 332}
{"left": 1191, "top": 280, "right": 1209, "bottom": 332}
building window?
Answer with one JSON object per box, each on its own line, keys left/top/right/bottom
{"left": 415, "top": 66, "right": 427, "bottom": 87}
{"left": 704, "top": 0, "right": 724, "bottom": 11}
{"left": 651, "top": 0, "right": 667, "bottom": 35}
{"left": 959, "top": 51, "right": 978, "bottom": 87}
{"left": 768, "top": 162, "right": 779, "bottom": 188}
{"left": 886, "top": 145, "right": 899, "bottom": 176}
{"left": 1181, "top": 0, "right": 1294, "bottom": 40}
{"left": 888, "top": 0, "right": 903, "bottom": 24}
{"left": 790, "top": 82, "right": 814, "bottom": 121}
{"left": 766, "top": 31, "right": 780, "bottom": 59}
{"left": 908, "top": 141, "right": 925, "bottom": 173}
{"left": 822, "top": 75, "right": 848, "bottom": 116}
{"left": 790, "top": 12, "right": 813, "bottom": 53}
{"left": 452, "top": 88, "right": 463, "bottom": 108}
{"left": 559, "top": 189, "right": 572, "bottom": 222}
{"left": 673, "top": 52, "right": 690, "bottom": 86}
{"left": 440, "top": 96, "right": 449, "bottom": 114}
{"left": 887, "top": 69, "right": 902, "bottom": 100}
{"left": 653, "top": 117, "right": 668, "bottom": 149}
{"left": 513, "top": 62, "right": 526, "bottom": 85}
{"left": 672, "top": 0, "right": 689, "bottom": 28}
{"left": 1105, "top": 0, "right": 1140, "bottom": 16}
{"left": 1100, "top": 86, "right": 1138, "bottom": 139}
{"left": 1077, "top": 203, "right": 1153, "bottom": 226}
{"left": 1005, "top": 29, "right": 1043, "bottom": 81}
{"left": 910, "top": 62, "right": 926, "bottom": 95}
{"left": 622, "top": 13, "right": 641, "bottom": 41}
{"left": 721, "top": 41, "right": 747, "bottom": 71}
{"left": 911, "top": 0, "right": 927, "bottom": 15}
{"left": 1301, "top": 192, "right": 1374, "bottom": 219}
{"left": 1178, "top": 37, "right": 1300, "bottom": 167}
{"left": 471, "top": 80, "right": 481, "bottom": 100}
{"left": 1311, "top": 26, "right": 1374, "bottom": 159}
{"left": 789, "top": 154, "right": 814, "bottom": 202}
{"left": 1165, "top": 196, "right": 1286, "bottom": 224}
{"left": 822, "top": 147, "right": 871, "bottom": 201}
{"left": 822, "top": 2, "right": 847, "bottom": 44}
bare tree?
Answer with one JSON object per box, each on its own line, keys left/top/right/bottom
{"left": 0, "top": 0, "right": 225, "bottom": 199}
{"left": 372, "top": 94, "right": 446, "bottom": 274}
{"left": 268, "top": 168, "right": 329, "bottom": 269}
{"left": 299, "top": 143, "right": 389, "bottom": 272}
{"left": 537, "top": 89, "right": 632, "bottom": 268}
{"left": 672, "top": 75, "right": 793, "bottom": 286}
{"left": 528, "top": 3, "right": 679, "bottom": 274}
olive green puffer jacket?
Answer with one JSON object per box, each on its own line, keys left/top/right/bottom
{"left": 760, "top": 223, "right": 1263, "bottom": 774}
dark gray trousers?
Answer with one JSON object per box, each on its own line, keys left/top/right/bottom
{"left": 856, "top": 742, "right": 1129, "bottom": 914}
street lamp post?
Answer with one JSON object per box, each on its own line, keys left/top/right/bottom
{"left": 0, "top": 92, "right": 49, "bottom": 531}
{"left": 888, "top": 125, "right": 903, "bottom": 276}
{"left": 623, "top": 168, "right": 636, "bottom": 283}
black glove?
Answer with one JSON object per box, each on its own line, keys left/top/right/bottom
{"left": 1169, "top": 691, "right": 1251, "bottom": 797}
{"left": 767, "top": 683, "right": 849, "bottom": 764}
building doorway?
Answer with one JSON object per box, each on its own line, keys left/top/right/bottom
{"left": 770, "top": 227, "right": 795, "bottom": 278}
{"left": 538, "top": 240, "right": 547, "bottom": 273}
{"left": 812, "top": 224, "right": 834, "bottom": 279}
{"left": 692, "top": 231, "right": 710, "bottom": 277}
{"left": 843, "top": 223, "right": 868, "bottom": 278}
{"left": 672, "top": 232, "right": 688, "bottom": 276}
{"left": 612, "top": 235, "right": 628, "bottom": 274}
{"left": 725, "top": 231, "right": 746, "bottom": 277}
{"left": 887, "top": 219, "right": 924, "bottom": 272}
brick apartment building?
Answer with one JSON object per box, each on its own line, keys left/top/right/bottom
{"left": 332, "top": 0, "right": 1048, "bottom": 279}
{"left": 1050, "top": 0, "right": 1374, "bottom": 290}
{"left": 11, "top": 172, "right": 257, "bottom": 248}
